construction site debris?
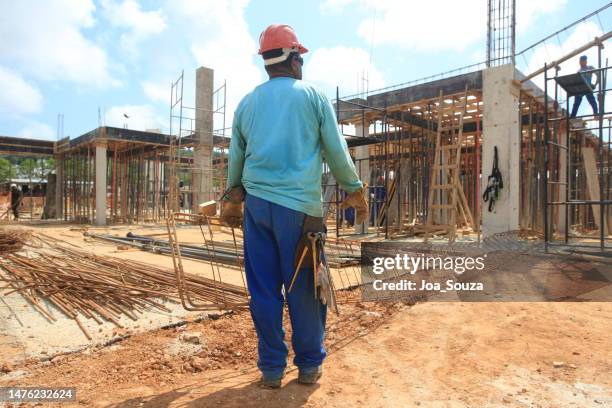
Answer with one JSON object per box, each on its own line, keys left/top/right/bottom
{"left": 0, "top": 232, "right": 249, "bottom": 339}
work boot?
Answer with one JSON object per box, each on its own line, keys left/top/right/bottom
{"left": 297, "top": 366, "right": 322, "bottom": 385}
{"left": 259, "top": 371, "right": 285, "bottom": 389}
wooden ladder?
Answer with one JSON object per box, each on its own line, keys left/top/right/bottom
{"left": 424, "top": 85, "right": 474, "bottom": 242}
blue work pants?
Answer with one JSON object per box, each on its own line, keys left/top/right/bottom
{"left": 243, "top": 194, "right": 327, "bottom": 378}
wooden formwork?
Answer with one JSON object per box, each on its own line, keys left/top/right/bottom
{"left": 333, "top": 88, "right": 483, "bottom": 239}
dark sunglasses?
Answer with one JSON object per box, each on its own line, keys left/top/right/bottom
{"left": 293, "top": 55, "right": 304, "bottom": 66}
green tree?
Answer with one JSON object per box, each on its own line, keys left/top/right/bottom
{"left": 38, "top": 157, "right": 55, "bottom": 179}
{"left": 20, "top": 158, "right": 37, "bottom": 182}
{"left": 0, "top": 158, "right": 16, "bottom": 184}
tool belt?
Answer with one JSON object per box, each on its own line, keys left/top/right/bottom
{"left": 294, "top": 215, "right": 325, "bottom": 269}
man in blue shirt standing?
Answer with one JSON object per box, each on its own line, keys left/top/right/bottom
{"left": 570, "top": 55, "right": 599, "bottom": 118}
{"left": 221, "top": 24, "right": 368, "bottom": 388}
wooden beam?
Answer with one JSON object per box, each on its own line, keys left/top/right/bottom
{"left": 582, "top": 147, "right": 608, "bottom": 234}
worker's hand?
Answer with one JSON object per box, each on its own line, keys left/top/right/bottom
{"left": 340, "top": 183, "right": 368, "bottom": 224}
{"left": 220, "top": 186, "right": 245, "bottom": 228}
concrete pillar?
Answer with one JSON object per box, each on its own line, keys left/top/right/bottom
{"left": 54, "top": 156, "right": 63, "bottom": 219}
{"left": 43, "top": 173, "right": 56, "bottom": 219}
{"left": 95, "top": 142, "right": 107, "bottom": 226}
{"left": 354, "top": 124, "right": 371, "bottom": 233}
{"left": 193, "top": 66, "right": 214, "bottom": 210}
{"left": 481, "top": 64, "right": 520, "bottom": 236}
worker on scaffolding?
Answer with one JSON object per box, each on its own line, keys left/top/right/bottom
{"left": 221, "top": 24, "right": 368, "bottom": 388}
{"left": 570, "top": 55, "right": 599, "bottom": 119}
{"left": 10, "top": 184, "right": 22, "bottom": 220}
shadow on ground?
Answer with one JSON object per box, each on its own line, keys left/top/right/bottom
{"left": 106, "top": 305, "right": 400, "bottom": 408}
{"left": 110, "top": 375, "right": 319, "bottom": 408}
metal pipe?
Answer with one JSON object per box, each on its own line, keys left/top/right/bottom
{"left": 521, "top": 32, "right": 612, "bottom": 82}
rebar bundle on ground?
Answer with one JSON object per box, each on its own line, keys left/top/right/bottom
{"left": 0, "top": 233, "right": 249, "bottom": 339}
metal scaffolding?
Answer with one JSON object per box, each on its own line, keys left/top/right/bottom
{"left": 543, "top": 46, "right": 611, "bottom": 251}
{"left": 168, "top": 70, "right": 228, "bottom": 214}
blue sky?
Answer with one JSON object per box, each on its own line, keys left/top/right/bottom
{"left": 0, "top": 0, "right": 609, "bottom": 141}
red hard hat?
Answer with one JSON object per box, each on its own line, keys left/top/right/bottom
{"left": 258, "top": 24, "right": 308, "bottom": 55}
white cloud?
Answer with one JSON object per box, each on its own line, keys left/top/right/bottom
{"left": 320, "top": 0, "right": 566, "bottom": 51}
{"left": 523, "top": 22, "right": 607, "bottom": 85}
{"left": 168, "top": 0, "right": 263, "bottom": 128}
{"left": 17, "top": 122, "right": 55, "bottom": 140}
{"left": 306, "top": 46, "right": 385, "bottom": 96}
{"left": 0, "top": 66, "right": 43, "bottom": 116}
{"left": 319, "top": 0, "right": 355, "bottom": 14}
{"left": 0, "top": 0, "right": 118, "bottom": 88}
{"left": 104, "top": 104, "right": 165, "bottom": 131}
{"left": 142, "top": 81, "right": 170, "bottom": 104}
{"left": 517, "top": 0, "right": 567, "bottom": 34}
{"left": 101, "top": 0, "right": 166, "bottom": 55}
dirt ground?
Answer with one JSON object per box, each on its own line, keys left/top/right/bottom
{"left": 0, "top": 300, "right": 610, "bottom": 407}
{"left": 0, "top": 223, "right": 611, "bottom": 407}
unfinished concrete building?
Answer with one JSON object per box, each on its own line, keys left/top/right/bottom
{"left": 333, "top": 60, "right": 610, "bottom": 247}
{"left": 1, "top": 3, "right": 610, "bottom": 252}
{"left": 325, "top": 5, "right": 612, "bottom": 251}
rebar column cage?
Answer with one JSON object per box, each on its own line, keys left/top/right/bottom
{"left": 543, "top": 47, "right": 611, "bottom": 251}
{"left": 487, "top": 0, "right": 516, "bottom": 67}
{"left": 168, "top": 71, "right": 228, "bottom": 214}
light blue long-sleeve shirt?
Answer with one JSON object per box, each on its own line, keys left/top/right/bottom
{"left": 227, "top": 76, "right": 362, "bottom": 217}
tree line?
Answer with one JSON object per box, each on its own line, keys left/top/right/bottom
{"left": 0, "top": 156, "right": 55, "bottom": 184}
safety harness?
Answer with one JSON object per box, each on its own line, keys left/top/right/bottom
{"left": 483, "top": 146, "right": 503, "bottom": 212}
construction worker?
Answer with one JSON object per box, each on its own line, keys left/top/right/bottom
{"left": 221, "top": 24, "right": 368, "bottom": 388}
{"left": 570, "top": 55, "right": 599, "bottom": 118}
{"left": 10, "top": 184, "right": 22, "bottom": 219}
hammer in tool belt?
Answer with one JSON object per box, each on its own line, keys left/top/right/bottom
{"left": 288, "top": 217, "right": 339, "bottom": 314}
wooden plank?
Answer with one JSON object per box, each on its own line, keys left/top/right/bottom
{"left": 424, "top": 85, "right": 472, "bottom": 243}
{"left": 582, "top": 147, "right": 608, "bottom": 234}
{"left": 376, "top": 177, "right": 397, "bottom": 227}
{"left": 424, "top": 90, "right": 445, "bottom": 242}
{"left": 432, "top": 164, "right": 458, "bottom": 170}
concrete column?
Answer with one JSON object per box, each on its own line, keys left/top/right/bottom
{"left": 43, "top": 173, "right": 56, "bottom": 219}
{"left": 95, "top": 142, "right": 107, "bottom": 226}
{"left": 481, "top": 64, "right": 520, "bottom": 236}
{"left": 354, "top": 124, "right": 370, "bottom": 233}
{"left": 193, "top": 66, "right": 214, "bottom": 210}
